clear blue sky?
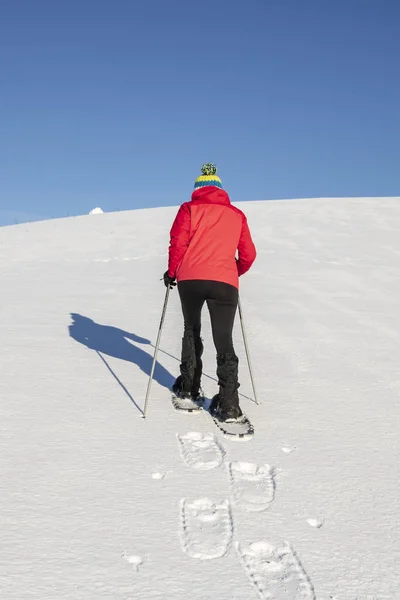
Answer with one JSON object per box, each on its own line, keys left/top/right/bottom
{"left": 1, "top": 0, "right": 399, "bottom": 224}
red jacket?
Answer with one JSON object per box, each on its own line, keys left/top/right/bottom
{"left": 168, "top": 186, "right": 256, "bottom": 289}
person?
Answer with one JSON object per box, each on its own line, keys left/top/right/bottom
{"left": 163, "top": 163, "right": 256, "bottom": 422}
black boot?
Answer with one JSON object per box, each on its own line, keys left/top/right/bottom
{"left": 171, "top": 375, "right": 190, "bottom": 399}
{"left": 191, "top": 334, "right": 204, "bottom": 399}
{"left": 209, "top": 398, "right": 243, "bottom": 422}
{"left": 209, "top": 353, "right": 242, "bottom": 422}
{"left": 174, "top": 330, "right": 196, "bottom": 398}
{"left": 173, "top": 331, "right": 204, "bottom": 400}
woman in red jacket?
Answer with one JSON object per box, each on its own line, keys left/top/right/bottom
{"left": 164, "top": 163, "right": 256, "bottom": 422}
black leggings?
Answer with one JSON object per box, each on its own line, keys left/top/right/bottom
{"left": 178, "top": 280, "right": 238, "bottom": 355}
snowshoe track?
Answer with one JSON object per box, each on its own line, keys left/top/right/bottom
{"left": 179, "top": 497, "right": 233, "bottom": 560}
{"left": 228, "top": 461, "right": 275, "bottom": 512}
{"left": 236, "top": 540, "right": 316, "bottom": 600}
{"left": 177, "top": 432, "right": 225, "bottom": 471}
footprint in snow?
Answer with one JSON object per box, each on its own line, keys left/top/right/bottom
{"left": 236, "top": 540, "right": 316, "bottom": 600}
{"left": 179, "top": 497, "right": 233, "bottom": 560}
{"left": 176, "top": 432, "right": 225, "bottom": 471}
{"left": 227, "top": 461, "right": 276, "bottom": 512}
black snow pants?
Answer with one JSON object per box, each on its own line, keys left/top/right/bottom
{"left": 177, "top": 280, "right": 240, "bottom": 410}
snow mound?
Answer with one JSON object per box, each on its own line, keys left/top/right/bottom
{"left": 89, "top": 207, "right": 104, "bottom": 214}
{"left": 1, "top": 196, "right": 400, "bottom": 600}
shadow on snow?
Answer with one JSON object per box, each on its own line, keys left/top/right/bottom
{"left": 68, "top": 313, "right": 176, "bottom": 414}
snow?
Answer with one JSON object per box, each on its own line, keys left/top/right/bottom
{"left": 89, "top": 207, "right": 104, "bottom": 215}
{"left": 0, "top": 209, "right": 44, "bottom": 226}
{"left": 1, "top": 196, "right": 399, "bottom": 599}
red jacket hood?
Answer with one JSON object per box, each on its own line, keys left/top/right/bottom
{"left": 168, "top": 185, "right": 256, "bottom": 286}
{"left": 191, "top": 186, "right": 231, "bottom": 205}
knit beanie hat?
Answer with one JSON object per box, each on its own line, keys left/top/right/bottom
{"left": 194, "top": 163, "right": 223, "bottom": 190}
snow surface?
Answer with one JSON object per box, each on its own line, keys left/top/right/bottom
{"left": 89, "top": 207, "right": 104, "bottom": 215}
{"left": 0, "top": 209, "right": 44, "bottom": 227}
{"left": 1, "top": 197, "right": 400, "bottom": 599}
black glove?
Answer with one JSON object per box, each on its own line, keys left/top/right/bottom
{"left": 163, "top": 271, "right": 176, "bottom": 289}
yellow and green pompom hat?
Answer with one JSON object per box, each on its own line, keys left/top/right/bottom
{"left": 194, "top": 163, "right": 223, "bottom": 190}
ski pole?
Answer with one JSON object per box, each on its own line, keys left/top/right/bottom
{"left": 143, "top": 286, "right": 170, "bottom": 418}
{"left": 238, "top": 295, "right": 260, "bottom": 406}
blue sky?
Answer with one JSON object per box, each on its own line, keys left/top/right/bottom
{"left": 1, "top": 0, "right": 399, "bottom": 225}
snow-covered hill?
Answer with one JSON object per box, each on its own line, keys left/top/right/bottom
{"left": 0, "top": 209, "right": 45, "bottom": 227}
{"left": 1, "top": 197, "right": 399, "bottom": 600}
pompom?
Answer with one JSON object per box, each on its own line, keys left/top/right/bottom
{"left": 201, "top": 163, "right": 217, "bottom": 176}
